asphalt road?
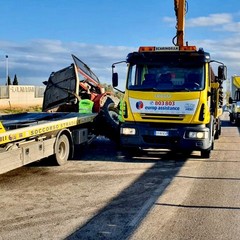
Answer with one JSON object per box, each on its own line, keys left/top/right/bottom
{"left": 0, "top": 111, "right": 240, "bottom": 240}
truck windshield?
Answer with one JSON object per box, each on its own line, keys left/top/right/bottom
{"left": 127, "top": 64, "right": 204, "bottom": 92}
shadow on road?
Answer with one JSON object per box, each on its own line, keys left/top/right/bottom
{"left": 66, "top": 138, "right": 195, "bottom": 240}
{"left": 72, "top": 136, "right": 202, "bottom": 163}
{"left": 66, "top": 110, "right": 240, "bottom": 239}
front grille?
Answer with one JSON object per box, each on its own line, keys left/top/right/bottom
{"left": 140, "top": 113, "right": 185, "bottom": 121}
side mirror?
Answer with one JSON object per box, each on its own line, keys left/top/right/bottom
{"left": 112, "top": 72, "right": 118, "bottom": 87}
{"left": 218, "top": 65, "right": 227, "bottom": 80}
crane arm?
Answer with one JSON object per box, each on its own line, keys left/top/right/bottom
{"left": 174, "top": 0, "right": 186, "bottom": 47}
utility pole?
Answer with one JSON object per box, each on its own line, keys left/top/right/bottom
{"left": 5, "top": 55, "right": 8, "bottom": 86}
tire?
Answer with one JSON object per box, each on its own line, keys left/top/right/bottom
{"left": 54, "top": 134, "right": 70, "bottom": 165}
{"left": 214, "top": 118, "right": 221, "bottom": 140}
{"left": 201, "top": 148, "right": 211, "bottom": 158}
{"left": 202, "top": 116, "right": 214, "bottom": 158}
{"left": 94, "top": 97, "right": 120, "bottom": 142}
{"left": 229, "top": 113, "right": 234, "bottom": 124}
{"left": 214, "top": 130, "right": 219, "bottom": 140}
{"left": 236, "top": 119, "right": 240, "bottom": 126}
{"left": 218, "top": 121, "right": 222, "bottom": 136}
{"left": 201, "top": 133, "right": 214, "bottom": 158}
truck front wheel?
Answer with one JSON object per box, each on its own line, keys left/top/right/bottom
{"left": 200, "top": 148, "right": 211, "bottom": 158}
{"left": 201, "top": 136, "right": 214, "bottom": 159}
{"left": 202, "top": 116, "right": 214, "bottom": 158}
{"left": 54, "top": 134, "right": 70, "bottom": 165}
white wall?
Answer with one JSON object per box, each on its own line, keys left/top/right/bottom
{"left": 0, "top": 85, "right": 43, "bottom": 109}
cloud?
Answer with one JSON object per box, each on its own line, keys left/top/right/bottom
{"left": 193, "top": 37, "right": 240, "bottom": 77}
{"left": 0, "top": 33, "right": 240, "bottom": 89}
{"left": 0, "top": 40, "right": 133, "bottom": 86}
{"left": 221, "top": 22, "right": 240, "bottom": 32}
{"left": 187, "top": 13, "right": 232, "bottom": 27}
{"left": 163, "top": 13, "right": 237, "bottom": 31}
{"left": 162, "top": 12, "right": 240, "bottom": 77}
{"left": 163, "top": 17, "right": 176, "bottom": 25}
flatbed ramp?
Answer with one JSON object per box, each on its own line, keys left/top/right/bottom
{"left": 0, "top": 112, "right": 97, "bottom": 174}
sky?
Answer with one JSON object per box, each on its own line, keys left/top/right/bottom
{"left": 0, "top": 0, "right": 240, "bottom": 90}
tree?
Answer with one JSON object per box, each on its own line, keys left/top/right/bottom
{"left": 7, "top": 75, "right": 11, "bottom": 85}
{"left": 13, "top": 74, "right": 19, "bottom": 85}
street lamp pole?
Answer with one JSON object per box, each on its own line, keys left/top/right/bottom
{"left": 5, "top": 55, "right": 8, "bottom": 85}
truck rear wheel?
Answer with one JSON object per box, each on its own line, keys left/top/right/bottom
{"left": 54, "top": 134, "right": 70, "bottom": 165}
{"left": 229, "top": 113, "right": 234, "bottom": 124}
{"left": 214, "top": 118, "right": 221, "bottom": 140}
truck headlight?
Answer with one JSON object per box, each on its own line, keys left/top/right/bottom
{"left": 121, "top": 127, "right": 136, "bottom": 135}
{"left": 188, "top": 131, "right": 209, "bottom": 139}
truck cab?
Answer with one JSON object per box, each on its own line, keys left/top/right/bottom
{"left": 112, "top": 46, "right": 226, "bottom": 158}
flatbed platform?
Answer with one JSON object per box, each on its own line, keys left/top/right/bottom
{"left": 0, "top": 112, "right": 97, "bottom": 145}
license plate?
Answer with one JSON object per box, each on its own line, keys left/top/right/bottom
{"left": 154, "top": 131, "right": 169, "bottom": 136}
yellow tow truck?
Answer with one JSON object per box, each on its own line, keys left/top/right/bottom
{"left": 112, "top": 0, "right": 226, "bottom": 158}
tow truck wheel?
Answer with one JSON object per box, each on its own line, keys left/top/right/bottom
{"left": 215, "top": 119, "right": 221, "bottom": 140}
{"left": 229, "top": 113, "right": 234, "bottom": 124}
{"left": 200, "top": 149, "right": 211, "bottom": 158}
{"left": 54, "top": 134, "right": 70, "bottom": 165}
{"left": 202, "top": 116, "right": 214, "bottom": 158}
{"left": 201, "top": 140, "right": 214, "bottom": 158}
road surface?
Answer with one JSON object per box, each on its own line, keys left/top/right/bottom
{"left": 0, "top": 111, "right": 240, "bottom": 240}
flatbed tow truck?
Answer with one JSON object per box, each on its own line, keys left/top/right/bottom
{"left": 0, "top": 112, "right": 96, "bottom": 174}
{"left": 0, "top": 54, "right": 119, "bottom": 175}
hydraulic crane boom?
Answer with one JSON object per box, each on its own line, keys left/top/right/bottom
{"left": 174, "top": 0, "right": 186, "bottom": 47}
